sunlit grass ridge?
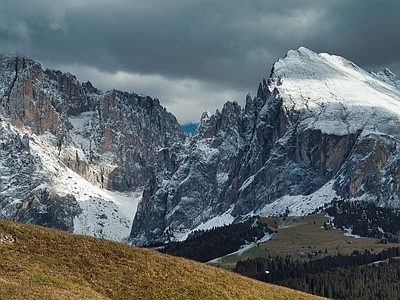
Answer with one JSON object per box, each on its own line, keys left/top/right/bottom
{"left": 0, "top": 219, "right": 325, "bottom": 299}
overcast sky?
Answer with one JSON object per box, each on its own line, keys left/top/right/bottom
{"left": 1, "top": 1, "right": 400, "bottom": 124}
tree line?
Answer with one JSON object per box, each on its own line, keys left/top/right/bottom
{"left": 325, "top": 200, "right": 400, "bottom": 242}
{"left": 158, "top": 217, "right": 272, "bottom": 262}
{"left": 235, "top": 247, "right": 400, "bottom": 299}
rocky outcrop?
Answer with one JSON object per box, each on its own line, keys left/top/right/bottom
{"left": 0, "top": 54, "right": 184, "bottom": 235}
{"left": 93, "top": 90, "right": 184, "bottom": 190}
{"left": 0, "top": 55, "right": 64, "bottom": 136}
{"left": 0, "top": 231, "right": 15, "bottom": 244}
{"left": 14, "top": 190, "right": 82, "bottom": 233}
{"left": 0, "top": 54, "right": 184, "bottom": 191}
{"left": 0, "top": 121, "right": 80, "bottom": 232}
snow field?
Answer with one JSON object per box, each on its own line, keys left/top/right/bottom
{"left": 29, "top": 130, "right": 141, "bottom": 242}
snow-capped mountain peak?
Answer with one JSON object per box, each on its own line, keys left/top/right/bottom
{"left": 130, "top": 47, "right": 400, "bottom": 245}
{"left": 270, "top": 47, "right": 400, "bottom": 137}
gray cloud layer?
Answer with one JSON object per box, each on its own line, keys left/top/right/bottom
{"left": 1, "top": 0, "right": 400, "bottom": 123}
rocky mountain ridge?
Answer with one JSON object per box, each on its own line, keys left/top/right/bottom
{"left": 1, "top": 48, "right": 400, "bottom": 245}
{"left": 0, "top": 54, "right": 184, "bottom": 241}
{"left": 129, "top": 47, "right": 400, "bottom": 245}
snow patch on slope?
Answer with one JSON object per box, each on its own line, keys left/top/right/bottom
{"left": 374, "top": 69, "right": 400, "bottom": 90}
{"left": 29, "top": 131, "right": 140, "bottom": 242}
{"left": 68, "top": 111, "right": 94, "bottom": 151}
{"left": 256, "top": 180, "right": 338, "bottom": 217}
{"left": 173, "top": 206, "right": 236, "bottom": 241}
{"left": 73, "top": 190, "right": 141, "bottom": 241}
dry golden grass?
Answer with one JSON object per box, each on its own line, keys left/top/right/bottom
{"left": 0, "top": 219, "right": 325, "bottom": 300}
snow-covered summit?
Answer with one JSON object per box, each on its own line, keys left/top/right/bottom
{"left": 375, "top": 68, "right": 400, "bottom": 90}
{"left": 130, "top": 47, "right": 400, "bottom": 245}
{"left": 271, "top": 47, "right": 400, "bottom": 136}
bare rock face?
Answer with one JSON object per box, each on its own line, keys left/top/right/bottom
{"left": 334, "top": 133, "right": 400, "bottom": 202}
{"left": 93, "top": 90, "right": 184, "bottom": 190}
{"left": 14, "top": 190, "right": 82, "bottom": 232}
{"left": 0, "top": 54, "right": 184, "bottom": 191}
{"left": 0, "top": 56, "right": 63, "bottom": 136}
{"left": 0, "top": 54, "right": 184, "bottom": 234}
{"left": 0, "top": 55, "right": 101, "bottom": 184}
{"left": 0, "top": 121, "right": 81, "bottom": 232}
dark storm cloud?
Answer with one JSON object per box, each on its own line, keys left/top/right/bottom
{"left": 0, "top": 0, "right": 400, "bottom": 123}
{"left": 305, "top": 1, "right": 400, "bottom": 74}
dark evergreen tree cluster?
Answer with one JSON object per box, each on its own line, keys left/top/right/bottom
{"left": 325, "top": 200, "right": 400, "bottom": 242}
{"left": 159, "top": 217, "right": 271, "bottom": 262}
{"left": 235, "top": 247, "right": 400, "bottom": 299}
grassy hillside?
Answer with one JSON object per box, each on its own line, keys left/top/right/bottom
{"left": 208, "top": 214, "right": 399, "bottom": 270}
{"left": 259, "top": 214, "right": 398, "bottom": 256}
{"left": 0, "top": 219, "right": 325, "bottom": 300}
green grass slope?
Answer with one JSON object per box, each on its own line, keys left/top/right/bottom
{"left": 0, "top": 219, "right": 325, "bottom": 300}
{"left": 209, "top": 214, "right": 399, "bottom": 270}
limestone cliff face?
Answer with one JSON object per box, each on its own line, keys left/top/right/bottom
{"left": 89, "top": 89, "right": 184, "bottom": 190}
{"left": 0, "top": 54, "right": 184, "bottom": 191}
{"left": 0, "top": 55, "right": 101, "bottom": 180}
{"left": 0, "top": 54, "right": 184, "bottom": 233}
{"left": 0, "top": 55, "right": 63, "bottom": 136}
{"left": 334, "top": 133, "right": 400, "bottom": 203}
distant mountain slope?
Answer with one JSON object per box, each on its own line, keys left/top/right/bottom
{"left": 0, "top": 219, "right": 324, "bottom": 300}
{"left": 130, "top": 47, "right": 400, "bottom": 245}
{"left": 0, "top": 54, "right": 184, "bottom": 241}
